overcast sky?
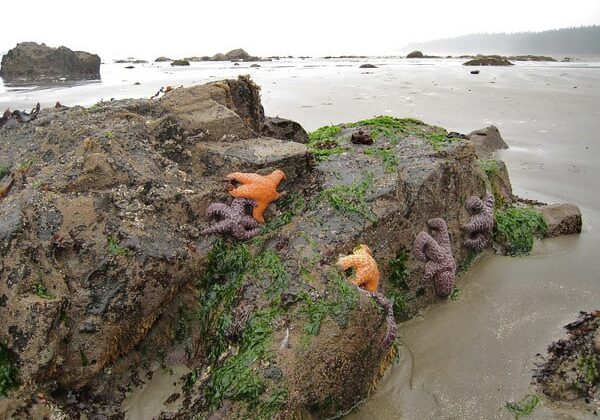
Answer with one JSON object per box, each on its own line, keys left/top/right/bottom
{"left": 1, "top": 0, "right": 599, "bottom": 59}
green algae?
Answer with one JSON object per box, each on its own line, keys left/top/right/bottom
{"left": 494, "top": 207, "right": 548, "bottom": 256}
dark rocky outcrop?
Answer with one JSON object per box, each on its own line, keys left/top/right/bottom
{"left": 359, "top": 64, "right": 378, "bottom": 68}
{"left": 406, "top": 50, "right": 424, "bottom": 58}
{"left": 535, "top": 311, "right": 600, "bottom": 402}
{"left": 170, "top": 59, "right": 190, "bottom": 66}
{"left": 0, "top": 42, "right": 100, "bottom": 82}
{"left": 154, "top": 56, "right": 172, "bottom": 62}
{"left": 463, "top": 55, "right": 514, "bottom": 66}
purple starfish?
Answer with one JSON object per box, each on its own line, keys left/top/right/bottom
{"left": 365, "top": 290, "right": 397, "bottom": 348}
{"left": 413, "top": 218, "right": 456, "bottom": 298}
{"left": 201, "top": 198, "right": 260, "bottom": 241}
{"left": 462, "top": 193, "right": 495, "bottom": 252}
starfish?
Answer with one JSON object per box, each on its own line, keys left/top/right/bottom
{"left": 226, "top": 169, "right": 286, "bottom": 223}
{"left": 366, "top": 290, "right": 397, "bottom": 348}
{"left": 336, "top": 245, "right": 380, "bottom": 292}
{"left": 201, "top": 198, "right": 260, "bottom": 241}
{"left": 413, "top": 218, "right": 456, "bottom": 297}
{"left": 336, "top": 245, "right": 396, "bottom": 347}
{"left": 462, "top": 193, "right": 495, "bottom": 252}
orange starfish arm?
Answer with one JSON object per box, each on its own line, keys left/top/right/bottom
{"left": 336, "top": 255, "right": 362, "bottom": 271}
{"left": 252, "top": 201, "right": 268, "bottom": 224}
{"left": 229, "top": 184, "right": 259, "bottom": 199}
{"left": 227, "top": 172, "right": 264, "bottom": 185}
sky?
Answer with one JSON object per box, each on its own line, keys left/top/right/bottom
{"left": 1, "top": 0, "right": 599, "bottom": 59}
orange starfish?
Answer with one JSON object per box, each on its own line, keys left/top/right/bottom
{"left": 336, "top": 245, "right": 380, "bottom": 292}
{"left": 226, "top": 169, "right": 286, "bottom": 223}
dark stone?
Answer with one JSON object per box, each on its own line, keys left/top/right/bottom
{"left": 470, "top": 70, "right": 480, "bottom": 74}
{"left": 350, "top": 130, "right": 373, "bottom": 145}
{"left": 359, "top": 64, "right": 377, "bottom": 68}
{"left": 261, "top": 117, "right": 309, "bottom": 143}
{"left": 447, "top": 132, "right": 468, "bottom": 139}
{"left": 0, "top": 42, "right": 100, "bottom": 82}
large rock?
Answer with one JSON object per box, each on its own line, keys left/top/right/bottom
{"left": 540, "top": 203, "right": 582, "bottom": 237}
{"left": 261, "top": 116, "right": 309, "bottom": 143}
{"left": 0, "top": 81, "right": 533, "bottom": 419}
{"left": 0, "top": 42, "right": 100, "bottom": 82}
{"left": 467, "top": 125, "right": 508, "bottom": 157}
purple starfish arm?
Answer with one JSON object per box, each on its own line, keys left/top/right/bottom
{"left": 462, "top": 194, "right": 495, "bottom": 252}
{"left": 206, "top": 202, "right": 231, "bottom": 219}
{"left": 201, "top": 219, "right": 231, "bottom": 236}
{"left": 231, "top": 197, "right": 257, "bottom": 214}
{"left": 413, "top": 218, "right": 456, "bottom": 298}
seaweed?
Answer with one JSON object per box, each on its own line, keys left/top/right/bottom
{"left": 194, "top": 239, "right": 289, "bottom": 416}
{"left": 321, "top": 175, "right": 375, "bottom": 221}
{"left": 307, "top": 125, "right": 346, "bottom": 161}
{"left": 505, "top": 394, "right": 540, "bottom": 419}
{"left": 0, "top": 342, "right": 19, "bottom": 397}
{"left": 494, "top": 207, "right": 548, "bottom": 256}
{"left": 363, "top": 148, "right": 399, "bottom": 173}
{"left": 107, "top": 235, "right": 127, "bottom": 256}
{"left": 32, "top": 282, "right": 55, "bottom": 299}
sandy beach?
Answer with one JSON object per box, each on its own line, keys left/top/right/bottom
{"left": 2, "top": 57, "right": 599, "bottom": 418}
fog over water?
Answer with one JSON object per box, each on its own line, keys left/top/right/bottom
{"left": 1, "top": 0, "right": 599, "bottom": 58}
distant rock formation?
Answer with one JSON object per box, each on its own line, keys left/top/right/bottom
{"left": 0, "top": 42, "right": 100, "bottom": 82}
{"left": 171, "top": 59, "right": 190, "bottom": 66}
{"left": 154, "top": 56, "right": 172, "bottom": 62}
{"left": 210, "top": 48, "right": 263, "bottom": 62}
{"left": 463, "top": 55, "right": 514, "bottom": 66}
{"left": 508, "top": 55, "right": 556, "bottom": 62}
{"left": 406, "top": 50, "right": 424, "bottom": 58}
{"left": 359, "top": 63, "right": 378, "bottom": 68}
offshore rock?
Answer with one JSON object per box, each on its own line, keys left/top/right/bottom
{"left": 0, "top": 42, "right": 100, "bottom": 82}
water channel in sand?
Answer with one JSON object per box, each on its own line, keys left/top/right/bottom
{"left": 3, "top": 57, "right": 599, "bottom": 418}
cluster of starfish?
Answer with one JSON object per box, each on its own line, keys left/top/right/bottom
{"left": 202, "top": 169, "right": 285, "bottom": 241}
{"left": 336, "top": 245, "right": 397, "bottom": 348}
{"left": 413, "top": 218, "right": 456, "bottom": 298}
{"left": 462, "top": 194, "right": 495, "bottom": 252}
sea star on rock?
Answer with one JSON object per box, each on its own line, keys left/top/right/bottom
{"left": 336, "top": 245, "right": 396, "bottom": 348}
{"left": 226, "top": 169, "right": 286, "bottom": 223}
{"left": 413, "top": 218, "right": 456, "bottom": 297}
{"left": 201, "top": 198, "right": 260, "bottom": 241}
{"left": 462, "top": 193, "right": 495, "bottom": 252}
{"left": 336, "top": 245, "right": 380, "bottom": 292}
{"left": 365, "top": 290, "right": 397, "bottom": 348}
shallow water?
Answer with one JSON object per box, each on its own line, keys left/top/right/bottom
{"left": 2, "top": 57, "right": 599, "bottom": 419}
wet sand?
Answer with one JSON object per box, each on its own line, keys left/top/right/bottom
{"left": 2, "top": 58, "right": 599, "bottom": 419}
